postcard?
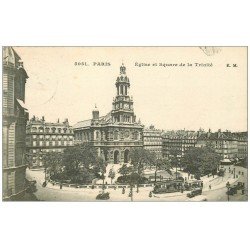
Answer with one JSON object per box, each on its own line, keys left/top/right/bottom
{"left": 2, "top": 46, "right": 247, "bottom": 201}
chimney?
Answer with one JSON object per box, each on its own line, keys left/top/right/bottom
{"left": 149, "top": 124, "right": 155, "bottom": 130}
{"left": 218, "top": 129, "right": 221, "bottom": 137}
{"left": 63, "top": 118, "right": 69, "bottom": 125}
{"left": 92, "top": 104, "right": 99, "bottom": 120}
{"left": 207, "top": 128, "right": 211, "bottom": 138}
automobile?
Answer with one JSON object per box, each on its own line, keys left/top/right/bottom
{"left": 96, "top": 192, "right": 110, "bottom": 200}
{"left": 226, "top": 185, "right": 238, "bottom": 195}
{"left": 187, "top": 188, "right": 202, "bottom": 198}
{"left": 188, "top": 195, "right": 207, "bottom": 201}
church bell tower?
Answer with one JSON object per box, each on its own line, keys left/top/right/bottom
{"left": 111, "top": 64, "right": 136, "bottom": 123}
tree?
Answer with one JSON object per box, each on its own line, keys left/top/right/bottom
{"left": 130, "top": 148, "right": 153, "bottom": 192}
{"left": 108, "top": 168, "right": 116, "bottom": 184}
{"left": 181, "top": 146, "right": 221, "bottom": 179}
{"left": 153, "top": 157, "right": 172, "bottom": 183}
{"left": 62, "top": 143, "right": 99, "bottom": 184}
{"left": 42, "top": 152, "right": 63, "bottom": 180}
{"left": 96, "top": 157, "right": 107, "bottom": 186}
{"left": 169, "top": 148, "right": 181, "bottom": 179}
{"left": 128, "top": 171, "right": 140, "bottom": 201}
{"left": 118, "top": 164, "right": 132, "bottom": 177}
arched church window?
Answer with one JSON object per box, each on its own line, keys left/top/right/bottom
{"left": 32, "top": 127, "right": 37, "bottom": 132}
{"left": 125, "top": 130, "right": 129, "bottom": 138}
{"left": 114, "top": 130, "right": 118, "bottom": 140}
{"left": 110, "top": 132, "right": 113, "bottom": 140}
{"left": 120, "top": 131, "right": 124, "bottom": 139}
{"left": 96, "top": 131, "right": 100, "bottom": 140}
{"left": 134, "top": 131, "right": 138, "bottom": 140}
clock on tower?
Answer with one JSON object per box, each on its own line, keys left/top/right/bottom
{"left": 124, "top": 103, "right": 129, "bottom": 109}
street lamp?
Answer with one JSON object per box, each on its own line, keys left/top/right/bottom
{"left": 226, "top": 181, "right": 230, "bottom": 201}
{"left": 44, "top": 166, "right": 47, "bottom": 181}
{"left": 129, "top": 185, "right": 133, "bottom": 201}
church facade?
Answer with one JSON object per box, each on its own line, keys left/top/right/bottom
{"left": 73, "top": 64, "right": 143, "bottom": 163}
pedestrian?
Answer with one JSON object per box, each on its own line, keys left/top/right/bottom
{"left": 209, "top": 184, "right": 211, "bottom": 190}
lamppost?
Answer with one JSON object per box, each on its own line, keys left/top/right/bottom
{"left": 226, "top": 181, "right": 230, "bottom": 201}
{"left": 44, "top": 166, "right": 47, "bottom": 181}
{"left": 129, "top": 184, "right": 133, "bottom": 201}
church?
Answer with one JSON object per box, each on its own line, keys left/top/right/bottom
{"left": 73, "top": 64, "right": 143, "bottom": 164}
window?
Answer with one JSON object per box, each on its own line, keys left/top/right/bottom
{"left": 114, "top": 131, "right": 118, "bottom": 140}
{"left": 33, "top": 141, "right": 37, "bottom": 146}
{"left": 32, "top": 127, "right": 38, "bottom": 132}
{"left": 134, "top": 131, "right": 138, "bottom": 140}
{"left": 33, "top": 135, "right": 37, "bottom": 139}
{"left": 110, "top": 132, "right": 113, "bottom": 140}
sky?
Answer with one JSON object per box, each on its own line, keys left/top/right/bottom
{"left": 13, "top": 46, "right": 247, "bottom": 132}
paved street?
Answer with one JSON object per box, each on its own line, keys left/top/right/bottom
{"left": 25, "top": 165, "right": 247, "bottom": 201}
{"left": 203, "top": 166, "right": 248, "bottom": 201}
